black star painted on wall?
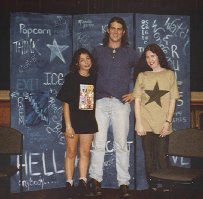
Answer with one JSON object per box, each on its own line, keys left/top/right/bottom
{"left": 145, "top": 82, "right": 169, "bottom": 107}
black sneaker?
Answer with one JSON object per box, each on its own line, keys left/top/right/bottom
{"left": 66, "top": 182, "right": 75, "bottom": 199}
{"left": 77, "top": 179, "right": 88, "bottom": 196}
{"left": 87, "top": 178, "right": 102, "bottom": 196}
{"left": 119, "top": 185, "right": 131, "bottom": 198}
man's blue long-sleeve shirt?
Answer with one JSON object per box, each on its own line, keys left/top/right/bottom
{"left": 93, "top": 45, "right": 137, "bottom": 101}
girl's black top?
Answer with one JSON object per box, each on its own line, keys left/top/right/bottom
{"left": 57, "top": 71, "right": 98, "bottom": 134}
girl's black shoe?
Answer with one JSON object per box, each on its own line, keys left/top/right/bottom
{"left": 77, "top": 179, "right": 88, "bottom": 196}
{"left": 66, "top": 182, "right": 75, "bottom": 199}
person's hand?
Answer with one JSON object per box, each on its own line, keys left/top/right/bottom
{"left": 65, "top": 127, "right": 75, "bottom": 139}
{"left": 159, "top": 121, "right": 171, "bottom": 137}
{"left": 122, "top": 93, "right": 135, "bottom": 103}
{"left": 136, "top": 122, "right": 146, "bottom": 136}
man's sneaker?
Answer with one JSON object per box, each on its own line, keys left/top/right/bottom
{"left": 119, "top": 185, "right": 131, "bottom": 198}
{"left": 66, "top": 182, "right": 75, "bottom": 199}
{"left": 77, "top": 179, "right": 88, "bottom": 196}
{"left": 87, "top": 178, "right": 102, "bottom": 196}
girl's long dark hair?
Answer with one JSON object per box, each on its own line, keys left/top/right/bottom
{"left": 134, "top": 43, "right": 173, "bottom": 80}
{"left": 69, "top": 48, "right": 96, "bottom": 75}
{"left": 145, "top": 44, "right": 171, "bottom": 69}
{"left": 102, "top": 16, "right": 129, "bottom": 47}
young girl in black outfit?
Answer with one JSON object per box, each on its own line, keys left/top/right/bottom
{"left": 57, "top": 48, "right": 98, "bottom": 198}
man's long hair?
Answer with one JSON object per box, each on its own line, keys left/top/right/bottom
{"left": 102, "top": 16, "right": 129, "bottom": 47}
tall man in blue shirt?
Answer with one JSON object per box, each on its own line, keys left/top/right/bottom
{"left": 88, "top": 16, "right": 136, "bottom": 198}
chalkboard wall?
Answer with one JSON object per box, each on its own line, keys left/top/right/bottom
{"left": 10, "top": 12, "right": 190, "bottom": 192}
{"left": 10, "top": 12, "right": 73, "bottom": 192}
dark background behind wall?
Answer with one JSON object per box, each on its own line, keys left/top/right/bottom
{"left": 0, "top": 0, "right": 203, "bottom": 91}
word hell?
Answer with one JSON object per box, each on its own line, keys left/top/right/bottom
{"left": 17, "top": 150, "right": 65, "bottom": 176}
